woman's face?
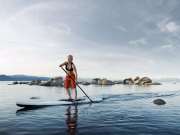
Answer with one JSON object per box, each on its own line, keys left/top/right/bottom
{"left": 68, "top": 55, "right": 73, "bottom": 62}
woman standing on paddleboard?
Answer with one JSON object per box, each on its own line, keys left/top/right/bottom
{"left": 59, "top": 55, "right": 78, "bottom": 101}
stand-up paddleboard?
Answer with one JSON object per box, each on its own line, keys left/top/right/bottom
{"left": 59, "top": 98, "right": 85, "bottom": 102}
{"left": 16, "top": 97, "right": 103, "bottom": 108}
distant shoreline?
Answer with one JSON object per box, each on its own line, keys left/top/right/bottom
{"left": 1, "top": 74, "right": 180, "bottom": 82}
{"left": 0, "top": 74, "right": 49, "bottom": 81}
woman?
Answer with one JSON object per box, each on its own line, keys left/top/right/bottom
{"left": 59, "top": 55, "right": 78, "bottom": 101}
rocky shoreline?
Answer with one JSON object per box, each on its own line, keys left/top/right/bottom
{"left": 10, "top": 76, "right": 161, "bottom": 87}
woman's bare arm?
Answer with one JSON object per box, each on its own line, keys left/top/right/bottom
{"left": 59, "top": 61, "right": 67, "bottom": 67}
{"left": 72, "top": 64, "right": 78, "bottom": 81}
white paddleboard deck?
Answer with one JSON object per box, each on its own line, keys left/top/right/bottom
{"left": 16, "top": 97, "right": 103, "bottom": 108}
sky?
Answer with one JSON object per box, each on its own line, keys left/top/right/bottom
{"left": 0, "top": 0, "right": 180, "bottom": 79}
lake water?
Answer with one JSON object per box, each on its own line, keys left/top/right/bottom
{"left": 0, "top": 81, "right": 180, "bottom": 135}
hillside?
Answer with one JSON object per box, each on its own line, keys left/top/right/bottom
{"left": 0, "top": 74, "right": 49, "bottom": 81}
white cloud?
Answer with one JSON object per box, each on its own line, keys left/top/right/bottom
{"left": 128, "top": 38, "right": 147, "bottom": 46}
{"left": 116, "top": 25, "right": 127, "bottom": 32}
{"left": 161, "top": 44, "right": 174, "bottom": 49}
{"left": 158, "top": 18, "right": 180, "bottom": 33}
{"left": 165, "top": 22, "right": 179, "bottom": 32}
{"left": 0, "top": 1, "right": 180, "bottom": 78}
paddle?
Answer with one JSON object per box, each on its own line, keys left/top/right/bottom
{"left": 61, "top": 67, "right": 94, "bottom": 103}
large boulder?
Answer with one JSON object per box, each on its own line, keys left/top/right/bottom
{"left": 79, "top": 81, "right": 91, "bottom": 85}
{"left": 91, "top": 78, "right": 101, "bottom": 85}
{"left": 91, "top": 78, "right": 114, "bottom": 85}
{"left": 113, "top": 80, "right": 123, "bottom": 84}
{"left": 40, "top": 81, "right": 52, "bottom": 86}
{"left": 94, "top": 78, "right": 114, "bottom": 85}
{"left": 97, "top": 79, "right": 102, "bottom": 85}
{"left": 123, "top": 78, "right": 134, "bottom": 85}
{"left": 13, "top": 81, "right": 18, "bottom": 85}
{"left": 153, "top": 99, "right": 166, "bottom": 105}
{"left": 101, "top": 79, "right": 114, "bottom": 85}
{"left": 137, "top": 77, "right": 152, "bottom": 85}
{"left": 151, "top": 82, "right": 161, "bottom": 85}
{"left": 50, "top": 77, "right": 63, "bottom": 86}
{"left": 29, "top": 80, "right": 41, "bottom": 85}
{"left": 30, "top": 97, "right": 40, "bottom": 99}
{"left": 40, "top": 77, "right": 63, "bottom": 87}
{"left": 19, "top": 81, "right": 29, "bottom": 84}
{"left": 122, "top": 76, "right": 160, "bottom": 86}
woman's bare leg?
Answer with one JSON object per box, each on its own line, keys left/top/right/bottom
{"left": 66, "top": 88, "right": 72, "bottom": 100}
{"left": 72, "top": 88, "right": 77, "bottom": 100}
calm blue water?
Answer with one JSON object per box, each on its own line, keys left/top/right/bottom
{"left": 0, "top": 81, "right": 180, "bottom": 135}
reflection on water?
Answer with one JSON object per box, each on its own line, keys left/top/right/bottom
{"left": 16, "top": 104, "right": 79, "bottom": 135}
{"left": 1, "top": 82, "right": 180, "bottom": 135}
{"left": 66, "top": 105, "right": 78, "bottom": 135}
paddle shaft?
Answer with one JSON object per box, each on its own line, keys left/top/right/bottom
{"left": 61, "top": 67, "right": 93, "bottom": 103}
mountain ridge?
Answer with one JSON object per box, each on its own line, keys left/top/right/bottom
{"left": 0, "top": 74, "right": 50, "bottom": 81}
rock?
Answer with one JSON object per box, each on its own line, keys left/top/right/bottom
{"left": 153, "top": 99, "right": 166, "bottom": 105}
{"left": 122, "top": 77, "right": 161, "bottom": 86}
{"left": 91, "top": 78, "right": 114, "bottom": 85}
{"left": 11, "top": 81, "right": 29, "bottom": 85}
{"left": 98, "top": 79, "right": 102, "bottom": 85}
{"left": 101, "top": 79, "right": 114, "bottom": 85}
{"left": 123, "top": 78, "right": 134, "bottom": 85}
{"left": 50, "top": 77, "right": 63, "bottom": 86}
{"left": 137, "top": 77, "right": 152, "bottom": 85}
{"left": 113, "top": 80, "right": 123, "bottom": 84}
{"left": 29, "top": 80, "right": 41, "bottom": 85}
{"left": 79, "top": 81, "right": 91, "bottom": 85}
{"left": 40, "top": 76, "right": 63, "bottom": 87}
{"left": 19, "top": 81, "right": 29, "bottom": 84}
{"left": 40, "top": 81, "right": 52, "bottom": 86}
{"left": 151, "top": 82, "right": 161, "bottom": 85}
{"left": 30, "top": 97, "right": 40, "bottom": 99}
{"left": 93, "top": 78, "right": 114, "bottom": 85}
{"left": 91, "top": 78, "right": 101, "bottom": 85}
{"left": 13, "top": 81, "right": 18, "bottom": 85}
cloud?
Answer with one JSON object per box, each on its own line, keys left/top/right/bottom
{"left": 1, "top": 0, "right": 180, "bottom": 78}
{"left": 115, "top": 25, "right": 127, "bottom": 32}
{"left": 158, "top": 18, "right": 180, "bottom": 33}
{"left": 128, "top": 38, "right": 147, "bottom": 47}
{"left": 160, "top": 44, "right": 174, "bottom": 49}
